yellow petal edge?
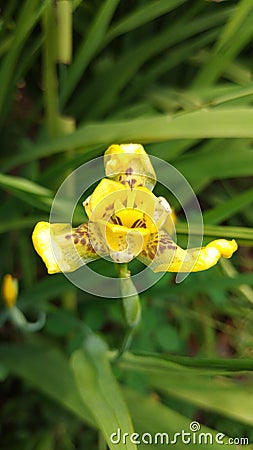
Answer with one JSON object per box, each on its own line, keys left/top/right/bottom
{"left": 32, "top": 222, "right": 61, "bottom": 274}
{"left": 149, "top": 238, "right": 238, "bottom": 273}
{"left": 2, "top": 274, "right": 18, "bottom": 308}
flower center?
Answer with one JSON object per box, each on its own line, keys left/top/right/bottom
{"left": 110, "top": 208, "right": 152, "bottom": 229}
{"left": 101, "top": 208, "right": 157, "bottom": 261}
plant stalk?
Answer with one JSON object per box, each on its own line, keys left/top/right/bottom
{"left": 114, "top": 263, "right": 141, "bottom": 361}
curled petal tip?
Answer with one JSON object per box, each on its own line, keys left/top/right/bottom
{"left": 191, "top": 238, "right": 238, "bottom": 272}
{"left": 206, "top": 239, "right": 238, "bottom": 258}
{"left": 32, "top": 222, "right": 61, "bottom": 274}
{"left": 138, "top": 231, "right": 238, "bottom": 274}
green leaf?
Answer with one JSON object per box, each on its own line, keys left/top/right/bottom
{"left": 176, "top": 222, "right": 253, "bottom": 244}
{"left": 119, "top": 353, "right": 253, "bottom": 426}
{"left": 194, "top": 0, "right": 253, "bottom": 86}
{"left": 5, "top": 108, "right": 253, "bottom": 171}
{"left": 0, "top": 216, "right": 48, "bottom": 234}
{"left": 81, "top": 9, "right": 229, "bottom": 119}
{"left": 173, "top": 140, "right": 253, "bottom": 182}
{"left": 61, "top": 0, "right": 120, "bottom": 105}
{"left": 215, "top": 0, "right": 253, "bottom": 52}
{"left": 105, "top": 0, "right": 187, "bottom": 44}
{"left": 18, "top": 274, "right": 75, "bottom": 306}
{"left": 123, "top": 387, "right": 239, "bottom": 450}
{"left": 0, "top": 173, "right": 52, "bottom": 196}
{"left": 71, "top": 334, "right": 137, "bottom": 450}
{"left": 0, "top": 0, "right": 48, "bottom": 126}
{"left": 0, "top": 340, "right": 94, "bottom": 427}
{"left": 119, "top": 352, "right": 253, "bottom": 374}
{"left": 153, "top": 374, "right": 253, "bottom": 427}
{"left": 0, "top": 340, "right": 250, "bottom": 448}
{"left": 203, "top": 186, "right": 253, "bottom": 225}
{"left": 0, "top": 173, "right": 53, "bottom": 211}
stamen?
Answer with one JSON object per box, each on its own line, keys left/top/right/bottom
{"left": 131, "top": 219, "right": 147, "bottom": 229}
{"left": 111, "top": 215, "right": 123, "bottom": 225}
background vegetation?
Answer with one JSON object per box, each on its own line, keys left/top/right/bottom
{"left": 1, "top": 0, "right": 253, "bottom": 448}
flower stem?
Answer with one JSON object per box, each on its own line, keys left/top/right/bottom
{"left": 42, "top": 2, "right": 59, "bottom": 137}
{"left": 43, "top": 1, "right": 76, "bottom": 310}
{"left": 115, "top": 326, "right": 136, "bottom": 362}
{"left": 114, "top": 263, "right": 141, "bottom": 361}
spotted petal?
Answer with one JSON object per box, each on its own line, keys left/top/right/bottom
{"left": 104, "top": 144, "right": 156, "bottom": 191}
{"left": 84, "top": 178, "right": 159, "bottom": 226}
{"left": 32, "top": 221, "right": 105, "bottom": 274}
{"left": 138, "top": 230, "right": 238, "bottom": 273}
{"left": 95, "top": 219, "right": 151, "bottom": 263}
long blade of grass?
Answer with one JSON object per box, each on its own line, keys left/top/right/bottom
{"left": 194, "top": 1, "right": 253, "bottom": 86}
{"left": 0, "top": 0, "right": 49, "bottom": 127}
{"left": 203, "top": 187, "right": 253, "bottom": 225}
{"left": 60, "top": 0, "right": 120, "bottom": 106}
{"left": 79, "top": 10, "right": 231, "bottom": 119}
{"left": 3, "top": 108, "right": 253, "bottom": 171}
{"left": 176, "top": 223, "right": 253, "bottom": 243}
{"left": 119, "top": 352, "right": 253, "bottom": 375}
{"left": 42, "top": 1, "right": 59, "bottom": 137}
{"left": 0, "top": 340, "right": 94, "bottom": 427}
{"left": 174, "top": 141, "right": 253, "bottom": 182}
{"left": 153, "top": 374, "right": 253, "bottom": 426}
{"left": 104, "top": 0, "right": 187, "bottom": 43}
{"left": 0, "top": 216, "right": 48, "bottom": 235}
{"left": 71, "top": 334, "right": 137, "bottom": 450}
{"left": 215, "top": 0, "right": 253, "bottom": 52}
{"left": 124, "top": 388, "right": 233, "bottom": 450}
{"left": 0, "top": 173, "right": 52, "bottom": 196}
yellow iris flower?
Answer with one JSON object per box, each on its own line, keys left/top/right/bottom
{"left": 32, "top": 144, "right": 237, "bottom": 274}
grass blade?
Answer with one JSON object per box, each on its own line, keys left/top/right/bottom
{"left": 71, "top": 334, "right": 137, "bottom": 450}
{"left": 60, "top": 0, "right": 120, "bottom": 106}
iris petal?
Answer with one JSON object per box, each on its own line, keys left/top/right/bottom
{"left": 104, "top": 144, "right": 156, "bottom": 190}
{"left": 32, "top": 221, "right": 104, "bottom": 274}
{"left": 33, "top": 144, "right": 238, "bottom": 276}
{"left": 85, "top": 178, "right": 159, "bottom": 229}
{"left": 138, "top": 230, "right": 238, "bottom": 273}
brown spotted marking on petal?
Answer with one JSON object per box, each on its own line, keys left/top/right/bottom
{"left": 142, "top": 231, "right": 177, "bottom": 261}
{"left": 105, "top": 203, "right": 114, "bottom": 211}
{"left": 129, "top": 179, "right": 137, "bottom": 189}
{"left": 158, "top": 233, "right": 177, "bottom": 251}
